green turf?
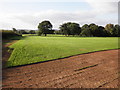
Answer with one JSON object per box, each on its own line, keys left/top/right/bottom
{"left": 7, "top": 35, "right": 119, "bottom": 67}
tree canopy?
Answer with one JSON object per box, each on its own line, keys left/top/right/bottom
{"left": 59, "top": 22, "right": 81, "bottom": 36}
{"left": 37, "top": 20, "right": 120, "bottom": 37}
{"left": 38, "top": 20, "right": 53, "bottom": 36}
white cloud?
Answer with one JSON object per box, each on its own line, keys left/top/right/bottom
{"left": 0, "top": 1, "right": 118, "bottom": 29}
{"left": 85, "top": 0, "right": 118, "bottom": 14}
{"left": 0, "top": 10, "right": 98, "bottom": 29}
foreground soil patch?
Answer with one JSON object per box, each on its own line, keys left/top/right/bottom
{"left": 2, "top": 49, "right": 119, "bottom": 88}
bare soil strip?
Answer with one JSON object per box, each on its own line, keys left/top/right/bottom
{"left": 2, "top": 49, "right": 119, "bottom": 88}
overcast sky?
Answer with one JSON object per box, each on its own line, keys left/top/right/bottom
{"left": 0, "top": 0, "right": 119, "bottom": 30}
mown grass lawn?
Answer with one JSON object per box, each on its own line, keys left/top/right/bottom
{"left": 7, "top": 35, "right": 119, "bottom": 67}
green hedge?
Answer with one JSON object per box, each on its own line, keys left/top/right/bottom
{"left": 1, "top": 30, "right": 22, "bottom": 39}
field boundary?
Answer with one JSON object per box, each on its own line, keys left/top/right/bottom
{"left": 5, "top": 49, "right": 119, "bottom": 69}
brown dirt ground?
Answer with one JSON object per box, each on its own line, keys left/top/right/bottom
{"left": 2, "top": 49, "right": 119, "bottom": 89}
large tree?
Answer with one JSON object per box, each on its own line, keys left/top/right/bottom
{"left": 59, "top": 22, "right": 70, "bottom": 36}
{"left": 98, "top": 26, "right": 111, "bottom": 37}
{"left": 89, "top": 23, "right": 99, "bottom": 37}
{"left": 38, "top": 20, "right": 53, "bottom": 36}
{"left": 68, "top": 23, "right": 81, "bottom": 36}
{"left": 80, "top": 24, "right": 93, "bottom": 37}
{"left": 59, "top": 22, "right": 81, "bottom": 36}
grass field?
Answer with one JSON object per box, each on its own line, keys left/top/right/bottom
{"left": 6, "top": 35, "right": 119, "bottom": 67}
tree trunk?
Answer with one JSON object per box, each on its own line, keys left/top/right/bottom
{"left": 45, "top": 34, "right": 47, "bottom": 36}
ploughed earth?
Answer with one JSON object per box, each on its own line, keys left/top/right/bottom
{"left": 2, "top": 48, "right": 119, "bottom": 88}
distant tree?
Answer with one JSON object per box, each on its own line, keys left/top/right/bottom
{"left": 19, "top": 30, "right": 28, "bottom": 34}
{"left": 97, "top": 26, "right": 104, "bottom": 37}
{"left": 59, "top": 23, "right": 70, "bottom": 36}
{"left": 54, "top": 30, "right": 63, "bottom": 34}
{"left": 114, "top": 24, "right": 120, "bottom": 37}
{"left": 82, "top": 24, "right": 89, "bottom": 29}
{"left": 68, "top": 23, "right": 81, "bottom": 36}
{"left": 80, "top": 24, "right": 92, "bottom": 37}
{"left": 105, "top": 24, "right": 115, "bottom": 36}
{"left": 59, "top": 22, "right": 81, "bottom": 36}
{"left": 12, "top": 28, "right": 17, "bottom": 33}
{"left": 89, "top": 23, "right": 99, "bottom": 37}
{"left": 12, "top": 28, "right": 22, "bottom": 35}
{"left": 98, "top": 26, "right": 110, "bottom": 37}
{"left": 80, "top": 24, "right": 93, "bottom": 37}
{"left": 38, "top": 20, "right": 53, "bottom": 36}
{"left": 29, "top": 30, "right": 36, "bottom": 34}
{"left": 80, "top": 28, "right": 93, "bottom": 37}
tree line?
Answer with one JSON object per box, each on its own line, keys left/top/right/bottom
{"left": 13, "top": 28, "right": 36, "bottom": 35}
{"left": 38, "top": 20, "right": 120, "bottom": 37}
